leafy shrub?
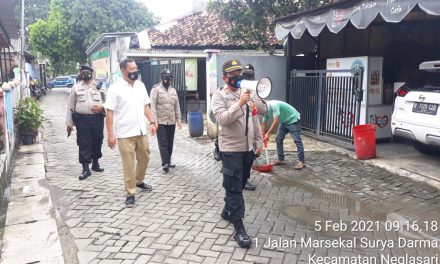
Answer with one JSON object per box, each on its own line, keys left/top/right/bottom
{"left": 14, "top": 97, "right": 44, "bottom": 134}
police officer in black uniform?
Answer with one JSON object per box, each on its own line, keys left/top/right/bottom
{"left": 66, "top": 65, "right": 105, "bottom": 180}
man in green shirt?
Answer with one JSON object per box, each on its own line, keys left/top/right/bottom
{"left": 261, "top": 100, "right": 306, "bottom": 170}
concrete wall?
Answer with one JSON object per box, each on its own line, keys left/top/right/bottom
{"left": 0, "top": 86, "right": 19, "bottom": 206}
{"left": 216, "top": 54, "right": 287, "bottom": 101}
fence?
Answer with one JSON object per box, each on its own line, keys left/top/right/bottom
{"left": 288, "top": 69, "right": 363, "bottom": 142}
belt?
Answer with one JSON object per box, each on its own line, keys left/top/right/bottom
{"left": 77, "top": 113, "right": 104, "bottom": 120}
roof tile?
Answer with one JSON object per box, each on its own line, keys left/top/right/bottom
{"left": 148, "top": 11, "right": 279, "bottom": 48}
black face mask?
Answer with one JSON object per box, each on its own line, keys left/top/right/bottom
{"left": 82, "top": 71, "right": 92, "bottom": 81}
{"left": 128, "top": 71, "right": 138, "bottom": 81}
{"left": 226, "top": 75, "right": 242, "bottom": 88}
{"left": 161, "top": 77, "right": 172, "bottom": 88}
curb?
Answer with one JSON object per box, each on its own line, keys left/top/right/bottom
{"left": 0, "top": 144, "right": 64, "bottom": 264}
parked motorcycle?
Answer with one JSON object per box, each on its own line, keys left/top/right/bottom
{"left": 30, "top": 84, "right": 43, "bottom": 100}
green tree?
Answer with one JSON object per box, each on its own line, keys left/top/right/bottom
{"left": 29, "top": 0, "right": 158, "bottom": 74}
{"left": 64, "top": 0, "right": 158, "bottom": 62}
{"left": 14, "top": 0, "right": 50, "bottom": 30}
{"left": 28, "top": 0, "right": 73, "bottom": 76}
{"left": 209, "top": 0, "right": 330, "bottom": 52}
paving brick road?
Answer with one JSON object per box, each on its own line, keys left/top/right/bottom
{"left": 40, "top": 89, "right": 440, "bottom": 264}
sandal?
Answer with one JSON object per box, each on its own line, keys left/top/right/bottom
{"left": 272, "top": 160, "right": 286, "bottom": 165}
{"left": 294, "top": 162, "right": 306, "bottom": 170}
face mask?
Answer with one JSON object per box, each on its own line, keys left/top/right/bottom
{"left": 128, "top": 71, "right": 138, "bottom": 81}
{"left": 162, "top": 80, "right": 170, "bottom": 88}
{"left": 82, "top": 71, "right": 92, "bottom": 81}
{"left": 226, "top": 75, "right": 242, "bottom": 88}
{"left": 162, "top": 76, "right": 172, "bottom": 88}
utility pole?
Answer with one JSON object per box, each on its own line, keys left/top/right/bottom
{"left": 20, "top": 0, "right": 25, "bottom": 98}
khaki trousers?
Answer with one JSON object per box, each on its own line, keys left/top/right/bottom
{"left": 117, "top": 135, "right": 150, "bottom": 196}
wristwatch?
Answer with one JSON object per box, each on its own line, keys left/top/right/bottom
{"left": 150, "top": 122, "right": 156, "bottom": 125}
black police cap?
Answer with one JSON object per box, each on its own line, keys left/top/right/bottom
{"left": 80, "top": 64, "right": 94, "bottom": 72}
{"left": 244, "top": 64, "right": 254, "bottom": 71}
{"left": 242, "top": 69, "right": 255, "bottom": 80}
{"left": 160, "top": 69, "right": 172, "bottom": 76}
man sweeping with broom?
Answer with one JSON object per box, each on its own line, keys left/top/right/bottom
{"left": 261, "top": 100, "right": 306, "bottom": 170}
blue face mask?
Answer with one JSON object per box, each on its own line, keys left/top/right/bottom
{"left": 227, "top": 75, "right": 243, "bottom": 88}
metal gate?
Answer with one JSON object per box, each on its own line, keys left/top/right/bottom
{"left": 138, "top": 59, "right": 187, "bottom": 121}
{"left": 288, "top": 69, "right": 363, "bottom": 142}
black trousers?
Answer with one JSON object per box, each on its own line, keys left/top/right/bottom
{"left": 157, "top": 124, "right": 176, "bottom": 166}
{"left": 76, "top": 113, "right": 104, "bottom": 163}
{"left": 221, "top": 151, "right": 254, "bottom": 222}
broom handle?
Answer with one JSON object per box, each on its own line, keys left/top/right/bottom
{"left": 265, "top": 149, "right": 269, "bottom": 165}
{"left": 263, "top": 132, "right": 269, "bottom": 165}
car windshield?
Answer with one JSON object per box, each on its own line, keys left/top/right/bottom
{"left": 55, "top": 77, "right": 69, "bottom": 81}
{"left": 407, "top": 69, "right": 440, "bottom": 91}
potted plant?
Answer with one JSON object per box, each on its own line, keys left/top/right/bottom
{"left": 14, "top": 97, "right": 44, "bottom": 145}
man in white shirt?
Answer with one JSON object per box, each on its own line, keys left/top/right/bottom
{"left": 104, "top": 59, "right": 158, "bottom": 208}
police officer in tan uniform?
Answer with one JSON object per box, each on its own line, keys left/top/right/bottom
{"left": 66, "top": 65, "right": 105, "bottom": 180}
{"left": 150, "top": 69, "right": 182, "bottom": 172}
{"left": 211, "top": 59, "right": 263, "bottom": 248}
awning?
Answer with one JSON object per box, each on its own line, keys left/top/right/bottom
{"left": 275, "top": 0, "right": 440, "bottom": 40}
{"left": 0, "top": 0, "right": 19, "bottom": 41}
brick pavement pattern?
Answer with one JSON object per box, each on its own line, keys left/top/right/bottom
{"left": 41, "top": 90, "right": 440, "bottom": 264}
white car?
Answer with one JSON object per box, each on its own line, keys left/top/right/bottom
{"left": 391, "top": 61, "right": 440, "bottom": 155}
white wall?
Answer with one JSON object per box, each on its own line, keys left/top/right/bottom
{"left": 216, "top": 54, "right": 287, "bottom": 101}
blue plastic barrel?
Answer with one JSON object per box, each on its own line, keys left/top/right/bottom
{"left": 187, "top": 111, "right": 204, "bottom": 137}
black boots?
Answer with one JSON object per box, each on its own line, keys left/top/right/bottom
{"left": 163, "top": 163, "right": 169, "bottom": 173}
{"left": 221, "top": 208, "right": 251, "bottom": 247}
{"left": 79, "top": 160, "right": 102, "bottom": 180}
{"left": 213, "top": 147, "right": 221, "bottom": 161}
{"left": 91, "top": 159, "right": 104, "bottom": 172}
{"left": 233, "top": 220, "right": 252, "bottom": 248}
{"left": 244, "top": 180, "right": 256, "bottom": 191}
{"left": 79, "top": 162, "right": 91, "bottom": 180}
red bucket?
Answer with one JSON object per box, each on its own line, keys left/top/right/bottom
{"left": 353, "top": 124, "right": 376, "bottom": 160}
{"left": 253, "top": 164, "right": 273, "bottom": 172}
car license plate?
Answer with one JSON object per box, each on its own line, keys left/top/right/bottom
{"left": 412, "top": 102, "right": 438, "bottom": 115}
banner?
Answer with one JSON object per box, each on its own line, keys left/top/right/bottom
{"left": 185, "top": 59, "right": 198, "bottom": 91}
{"left": 91, "top": 49, "right": 109, "bottom": 81}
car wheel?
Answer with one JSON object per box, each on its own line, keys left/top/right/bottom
{"left": 412, "top": 141, "right": 440, "bottom": 155}
{"left": 67, "top": 84, "right": 73, "bottom": 88}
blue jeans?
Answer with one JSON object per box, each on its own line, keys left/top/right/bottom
{"left": 276, "top": 121, "right": 305, "bottom": 162}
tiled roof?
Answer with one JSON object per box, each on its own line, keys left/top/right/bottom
{"left": 147, "top": 11, "right": 280, "bottom": 49}
{"left": 126, "top": 48, "right": 284, "bottom": 57}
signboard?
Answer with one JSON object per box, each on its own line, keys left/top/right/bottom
{"left": 91, "top": 49, "right": 109, "bottom": 81}
{"left": 185, "top": 59, "right": 197, "bottom": 91}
